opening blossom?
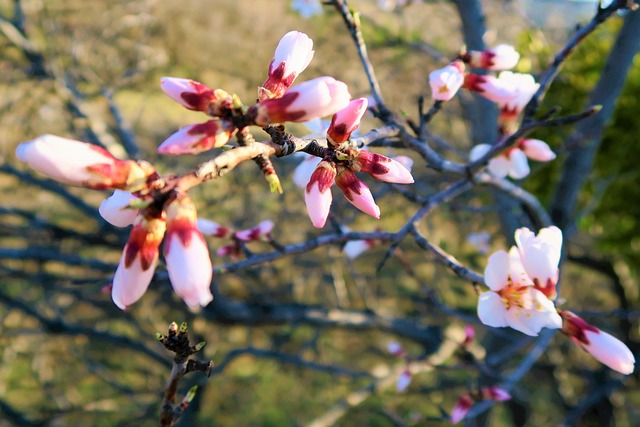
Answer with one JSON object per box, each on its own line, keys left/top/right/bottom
{"left": 158, "top": 120, "right": 236, "bottom": 155}
{"left": 259, "top": 31, "right": 315, "bottom": 100}
{"left": 429, "top": 60, "right": 465, "bottom": 101}
{"left": 469, "top": 138, "right": 556, "bottom": 180}
{"left": 256, "top": 76, "right": 351, "bottom": 125}
{"left": 477, "top": 226, "right": 563, "bottom": 336}
{"left": 99, "top": 190, "right": 140, "bottom": 228}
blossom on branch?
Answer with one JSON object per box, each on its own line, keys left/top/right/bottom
{"left": 335, "top": 168, "right": 381, "bottom": 219}
{"left": 256, "top": 76, "right": 351, "bottom": 125}
{"left": 351, "top": 149, "right": 415, "bottom": 184}
{"left": 514, "top": 226, "right": 562, "bottom": 300}
{"left": 477, "top": 245, "right": 562, "bottom": 336}
{"left": 160, "top": 77, "right": 233, "bottom": 116}
{"left": 164, "top": 195, "right": 214, "bottom": 308}
{"left": 15, "top": 134, "right": 155, "bottom": 191}
{"left": 429, "top": 60, "right": 465, "bottom": 101}
{"left": 305, "top": 160, "right": 336, "bottom": 228}
{"left": 158, "top": 120, "right": 236, "bottom": 155}
{"left": 196, "top": 218, "right": 231, "bottom": 238}
{"left": 259, "top": 31, "right": 315, "bottom": 100}
{"left": 463, "top": 44, "right": 520, "bottom": 71}
{"left": 327, "top": 97, "right": 369, "bottom": 148}
{"left": 235, "top": 220, "right": 274, "bottom": 242}
{"left": 560, "top": 310, "right": 635, "bottom": 375}
{"left": 469, "top": 138, "right": 555, "bottom": 180}
{"left": 112, "top": 214, "right": 166, "bottom": 310}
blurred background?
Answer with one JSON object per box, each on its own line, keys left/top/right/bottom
{"left": 0, "top": 0, "right": 638, "bottom": 425}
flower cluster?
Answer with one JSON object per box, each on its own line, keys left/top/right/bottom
{"left": 302, "top": 97, "right": 414, "bottom": 228}
{"left": 428, "top": 44, "right": 555, "bottom": 180}
{"left": 159, "top": 31, "right": 350, "bottom": 155}
{"left": 478, "top": 226, "right": 635, "bottom": 374}
{"left": 198, "top": 219, "right": 275, "bottom": 260}
{"left": 13, "top": 30, "right": 361, "bottom": 310}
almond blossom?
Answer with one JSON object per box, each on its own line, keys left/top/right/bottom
{"left": 464, "top": 44, "right": 520, "bottom": 71}
{"left": 235, "top": 220, "right": 274, "bottom": 241}
{"left": 327, "top": 97, "right": 368, "bottom": 147}
{"left": 163, "top": 195, "right": 214, "bottom": 308}
{"left": 451, "top": 393, "right": 474, "bottom": 424}
{"left": 160, "top": 77, "right": 233, "bottom": 116}
{"left": 477, "top": 246, "right": 562, "bottom": 336}
{"left": 196, "top": 218, "right": 231, "bottom": 238}
{"left": 463, "top": 71, "right": 539, "bottom": 116}
{"left": 335, "top": 169, "right": 381, "bottom": 219}
{"left": 469, "top": 138, "right": 555, "bottom": 180}
{"left": 259, "top": 31, "right": 315, "bottom": 100}
{"left": 112, "top": 214, "right": 166, "bottom": 310}
{"left": 15, "top": 134, "right": 155, "bottom": 191}
{"left": 256, "top": 76, "right": 351, "bottom": 125}
{"left": 560, "top": 310, "right": 635, "bottom": 375}
{"left": 158, "top": 120, "right": 236, "bottom": 155}
{"left": 305, "top": 160, "right": 336, "bottom": 228}
{"left": 429, "top": 60, "right": 465, "bottom": 101}
{"left": 514, "top": 226, "right": 562, "bottom": 299}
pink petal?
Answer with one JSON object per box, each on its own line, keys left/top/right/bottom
{"left": 451, "top": 394, "right": 473, "bottom": 424}
{"left": 164, "top": 230, "right": 213, "bottom": 308}
{"left": 327, "top": 97, "right": 368, "bottom": 146}
{"left": 305, "top": 181, "right": 333, "bottom": 228}
{"left": 111, "top": 249, "right": 158, "bottom": 310}
{"left": 582, "top": 330, "right": 635, "bottom": 374}
{"left": 395, "top": 370, "right": 412, "bottom": 392}
{"left": 520, "top": 139, "right": 556, "bottom": 162}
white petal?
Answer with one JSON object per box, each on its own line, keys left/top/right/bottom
{"left": 507, "top": 149, "right": 530, "bottom": 179}
{"left": 487, "top": 156, "right": 510, "bottom": 178}
{"left": 111, "top": 250, "right": 157, "bottom": 310}
{"left": 478, "top": 292, "right": 509, "bottom": 328}
{"left": 583, "top": 330, "right": 635, "bottom": 375}
{"left": 293, "top": 155, "right": 322, "bottom": 188}
{"left": 343, "top": 240, "right": 370, "bottom": 259}
{"left": 484, "top": 250, "right": 510, "bottom": 291}
{"left": 99, "top": 190, "right": 139, "bottom": 227}
{"left": 469, "top": 144, "right": 492, "bottom": 162}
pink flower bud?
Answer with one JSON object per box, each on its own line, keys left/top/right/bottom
{"left": 391, "top": 155, "right": 414, "bottom": 172}
{"left": 160, "top": 77, "right": 233, "bottom": 116}
{"left": 560, "top": 310, "right": 635, "bottom": 375}
{"left": 429, "top": 60, "right": 465, "bottom": 101}
{"left": 387, "top": 341, "right": 405, "bottom": 357}
{"left": 196, "top": 218, "right": 231, "bottom": 238}
{"left": 519, "top": 138, "right": 556, "bottom": 162}
{"left": 467, "top": 44, "right": 520, "bottom": 71}
{"left": 112, "top": 215, "right": 166, "bottom": 310}
{"left": 164, "top": 195, "right": 214, "bottom": 308}
{"left": 217, "top": 243, "right": 242, "bottom": 260}
{"left": 305, "top": 160, "right": 336, "bottom": 228}
{"left": 463, "top": 325, "right": 476, "bottom": 347}
{"left": 259, "top": 31, "right": 314, "bottom": 100}
{"left": 396, "top": 369, "right": 412, "bottom": 392}
{"left": 335, "top": 169, "right": 380, "bottom": 219}
{"left": 15, "top": 134, "right": 153, "bottom": 190}
{"left": 352, "top": 149, "right": 414, "bottom": 184}
{"left": 327, "top": 97, "right": 368, "bottom": 147}
{"left": 451, "top": 394, "right": 474, "bottom": 424}
{"left": 256, "top": 77, "right": 351, "bottom": 125}
{"left": 158, "top": 120, "right": 236, "bottom": 155}
{"left": 99, "top": 190, "right": 140, "bottom": 227}
{"left": 481, "top": 387, "right": 511, "bottom": 402}
{"left": 235, "top": 220, "right": 275, "bottom": 241}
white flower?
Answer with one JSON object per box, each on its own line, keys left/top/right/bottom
{"left": 99, "top": 190, "right": 140, "bottom": 227}
{"left": 477, "top": 247, "right": 562, "bottom": 336}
